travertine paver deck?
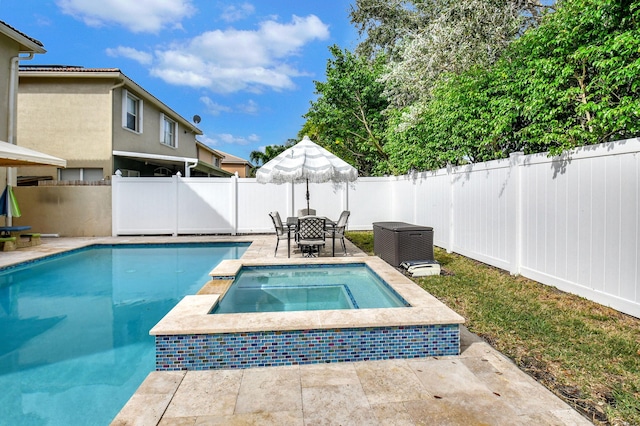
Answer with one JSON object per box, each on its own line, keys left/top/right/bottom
{"left": 0, "top": 235, "right": 592, "bottom": 425}
{"left": 113, "top": 326, "right": 591, "bottom": 425}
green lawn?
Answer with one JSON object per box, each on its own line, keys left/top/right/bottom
{"left": 345, "top": 231, "right": 640, "bottom": 425}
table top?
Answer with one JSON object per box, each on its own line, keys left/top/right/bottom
{"left": 0, "top": 226, "right": 31, "bottom": 231}
{"left": 287, "top": 216, "right": 336, "bottom": 227}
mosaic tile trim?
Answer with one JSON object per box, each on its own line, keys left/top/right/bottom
{"left": 156, "top": 324, "right": 459, "bottom": 371}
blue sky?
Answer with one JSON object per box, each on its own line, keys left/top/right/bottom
{"left": 1, "top": 0, "right": 359, "bottom": 162}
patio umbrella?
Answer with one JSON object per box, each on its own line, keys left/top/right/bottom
{"left": 0, "top": 185, "right": 21, "bottom": 217}
{"left": 256, "top": 136, "right": 358, "bottom": 211}
{"left": 0, "top": 139, "right": 66, "bottom": 167}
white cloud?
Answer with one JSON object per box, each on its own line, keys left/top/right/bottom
{"left": 221, "top": 3, "right": 255, "bottom": 22}
{"left": 200, "top": 96, "right": 232, "bottom": 115}
{"left": 199, "top": 97, "right": 259, "bottom": 116}
{"left": 238, "top": 100, "right": 259, "bottom": 114}
{"left": 202, "top": 133, "right": 260, "bottom": 146}
{"left": 150, "top": 14, "right": 329, "bottom": 93}
{"left": 56, "top": 0, "right": 196, "bottom": 33}
{"left": 105, "top": 46, "right": 153, "bottom": 65}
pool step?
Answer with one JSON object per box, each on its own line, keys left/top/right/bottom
{"left": 198, "top": 279, "right": 233, "bottom": 295}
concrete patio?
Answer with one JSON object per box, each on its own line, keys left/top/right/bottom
{"left": 0, "top": 235, "right": 592, "bottom": 425}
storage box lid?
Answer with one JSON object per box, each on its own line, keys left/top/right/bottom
{"left": 373, "top": 222, "right": 433, "bottom": 232}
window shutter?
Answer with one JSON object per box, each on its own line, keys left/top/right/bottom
{"left": 138, "top": 99, "right": 143, "bottom": 133}
{"left": 160, "top": 113, "right": 165, "bottom": 142}
{"left": 122, "top": 89, "right": 128, "bottom": 128}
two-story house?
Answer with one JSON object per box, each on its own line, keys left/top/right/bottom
{"left": 1, "top": 22, "right": 66, "bottom": 170}
{"left": 16, "top": 65, "right": 229, "bottom": 183}
{"left": 215, "top": 149, "right": 254, "bottom": 178}
{"left": 1, "top": 21, "right": 66, "bottom": 228}
{"left": 194, "top": 141, "right": 233, "bottom": 177}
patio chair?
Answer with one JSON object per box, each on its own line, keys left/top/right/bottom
{"left": 268, "top": 211, "right": 288, "bottom": 257}
{"left": 297, "top": 216, "right": 326, "bottom": 257}
{"left": 327, "top": 210, "right": 350, "bottom": 255}
{"left": 297, "top": 208, "right": 316, "bottom": 217}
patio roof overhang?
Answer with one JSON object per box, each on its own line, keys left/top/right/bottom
{"left": 113, "top": 150, "right": 232, "bottom": 177}
{"left": 114, "top": 150, "right": 197, "bottom": 176}
{"left": 191, "top": 161, "right": 233, "bottom": 177}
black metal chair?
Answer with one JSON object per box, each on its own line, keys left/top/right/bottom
{"left": 268, "top": 211, "right": 287, "bottom": 257}
{"left": 296, "top": 216, "right": 325, "bottom": 257}
{"left": 327, "top": 210, "right": 350, "bottom": 255}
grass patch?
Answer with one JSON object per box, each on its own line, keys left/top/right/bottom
{"left": 345, "top": 231, "right": 640, "bottom": 425}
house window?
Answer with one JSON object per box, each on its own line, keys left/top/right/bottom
{"left": 122, "top": 90, "right": 143, "bottom": 133}
{"left": 160, "top": 114, "right": 177, "bottom": 148}
{"left": 59, "top": 168, "right": 104, "bottom": 182}
{"left": 119, "top": 169, "right": 140, "bottom": 177}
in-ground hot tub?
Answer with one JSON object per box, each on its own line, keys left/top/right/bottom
{"left": 210, "top": 263, "right": 409, "bottom": 314}
{"left": 151, "top": 257, "right": 464, "bottom": 370}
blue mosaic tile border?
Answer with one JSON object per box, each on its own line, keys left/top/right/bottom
{"left": 156, "top": 324, "right": 459, "bottom": 370}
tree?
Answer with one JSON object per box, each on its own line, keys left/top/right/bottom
{"left": 383, "top": 0, "right": 640, "bottom": 169}
{"left": 504, "top": 0, "right": 640, "bottom": 153}
{"left": 303, "top": 45, "right": 391, "bottom": 176}
{"left": 350, "top": 0, "right": 550, "bottom": 60}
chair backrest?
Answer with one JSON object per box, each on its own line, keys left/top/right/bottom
{"left": 298, "top": 208, "right": 316, "bottom": 217}
{"left": 269, "top": 211, "right": 284, "bottom": 233}
{"left": 298, "top": 216, "right": 325, "bottom": 240}
{"left": 335, "top": 210, "right": 350, "bottom": 231}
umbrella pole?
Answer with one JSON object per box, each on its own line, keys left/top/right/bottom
{"left": 306, "top": 178, "right": 310, "bottom": 211}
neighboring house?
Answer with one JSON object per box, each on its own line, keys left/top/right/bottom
{"left": 216, "top": 149, "right": 253, "bottom": 178}
{"left": 194, "top": 141, "right": 233, "bottom": 177}
{"left": 16, "top": 65, "right": 223, "bottom": 182}
{"left": 1, "top": 20, "right": 69, "bottom": 233}
{"left": 0, "top": 20, "right": 45, "bottom": 186}
{"left": 0, "top": 21, "right": 45, "bottom": 144}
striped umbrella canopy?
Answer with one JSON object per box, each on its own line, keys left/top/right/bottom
{"left": 256, "top": 136, "right": 358, "bottom": 211}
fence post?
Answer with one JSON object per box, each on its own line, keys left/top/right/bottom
{"left": 231, "top": 172, "right": 238, "bottom": 235}
{"left": 446, "top": 164, "right": 454, "bottom": 253}
{"left": 173, "top": 173, "right": 180, "bottom": 236}
{"left": 111, "top": 170, "right": 121, "bottom": 236}
{"left": 509, "top": 152, "right": 524, "bottom": 275}
{"left": 342, "top": 181, "right": 349, "bottom": 214}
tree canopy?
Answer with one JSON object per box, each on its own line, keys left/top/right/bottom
{"left": 256, "top": 0, "right": 640, "bottom": 177}
{"left": 302, "top": 45, "right": 391, "bottom": 176}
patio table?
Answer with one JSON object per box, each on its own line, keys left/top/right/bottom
{"left": 0, "top": 225, "right": 31, "bottom": 238}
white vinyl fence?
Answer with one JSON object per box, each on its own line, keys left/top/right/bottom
{"left": 112, "top": 137, "right": 640, "bottom": 318}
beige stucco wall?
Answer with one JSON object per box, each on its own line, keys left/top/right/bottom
{"left": 112, "top": 87, "right": 199, "bottom": 159}
{"left": 223, "top": 163, "right": 251, "bottom": 178}
{"left": 17, "top": 77, "right": 113, "bottom": 178}
{"left": 0, "top": 35, "right": 18, "bottom": 142}
{"left": 12, "top": 186, "right": 111, "bottom": 236}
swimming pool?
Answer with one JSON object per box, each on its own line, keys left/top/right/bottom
{"left": 0, "top": 242, "right": 248, "bottom": 426}
{"left": 211, "top": 264, "right": 409, "bottom": 313}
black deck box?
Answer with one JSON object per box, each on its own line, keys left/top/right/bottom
{"left": 373, "top": 222, "right": 434, "bottom": 267}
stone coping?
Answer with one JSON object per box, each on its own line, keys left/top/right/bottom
{"left": 150, "top": 256, "right": 464, "bottom": 336}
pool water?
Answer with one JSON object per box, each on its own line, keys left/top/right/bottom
{"left": 211, "top": 264, "right": 409, "bottom": 314}
{"left": 0, "top": 243, "right": 248, "bottom": 426}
